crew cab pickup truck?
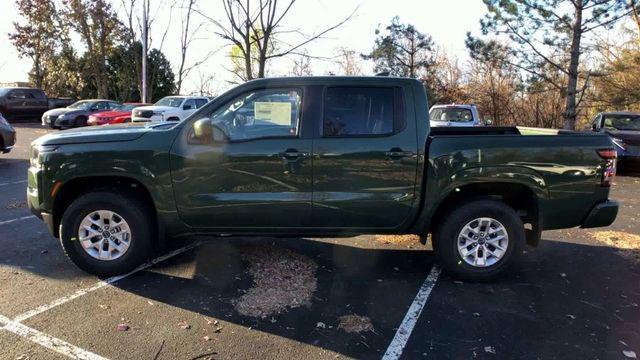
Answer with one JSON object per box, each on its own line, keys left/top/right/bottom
{"left": 27, "top": 77, "right": 619, "bottom": 281}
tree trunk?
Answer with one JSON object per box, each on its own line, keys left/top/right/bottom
{"left": 563, "top": 0, "right": 583, "bottom": 130}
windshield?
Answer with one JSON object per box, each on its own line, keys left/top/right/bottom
{"left": 68, "top": 101, "right": 95, "bottom": 110}
{"left": 155, "top": 97, "right": 184, "bottom": 108}
{"left": 0, "top": 88, "right": 10, "bottom": 97}
{"left": 430, "top": 107, "right": 474, "bottom": 122}
{"left": 603, "top": 115, "right": 640, "bottom": 131}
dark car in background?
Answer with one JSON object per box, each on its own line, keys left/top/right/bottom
{"left": 590, "top": 111, "right": 640, "bottom": 170}
{"left": 0, "top": 113, "right": 16, "bottom": 153}
{"left": 42, "top": 99, "right": 121, "bottom": 129}
{"left": 0, "top": 87, "right": 49, "bottom": 121}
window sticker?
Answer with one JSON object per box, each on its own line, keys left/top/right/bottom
{"left": 254, "top": 102, "right": 292, "bottom": 126}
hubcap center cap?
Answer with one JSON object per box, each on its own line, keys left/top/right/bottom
{"left": 102, "top": 231, "right": 111, "bottom": 238}
{"left": 478, "top": 238, "right": 486, "bottom": 245}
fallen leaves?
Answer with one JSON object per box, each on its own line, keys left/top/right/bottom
{"left": 590, "top": 231, "right": 640, "bottom": 264}
{"left": 374, "top": 235, "right": 421, "bottom": 246}
{"left": 337, "top": 315, "right": 374, "bottom": 334}
{"left": 116, "top": 323, "right": 129, "bottom": 332}
{"left": 178, "top": 321, "right": 191, "bottom": 330}
{"left": 233, "top": 246, "right": 318, "bottom": 319}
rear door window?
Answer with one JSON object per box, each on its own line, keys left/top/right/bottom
{"left": 323, "top": 87, "right": 395, "bottom": 137}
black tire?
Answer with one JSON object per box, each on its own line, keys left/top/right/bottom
{"left": 75, "top": 116, "right": 88, "bottom": 127}
{"left": 432, "top": 200, "right": 524, "bottom": 282}
{"left": 60, "top": 191, "right": 153, "bottom": 277}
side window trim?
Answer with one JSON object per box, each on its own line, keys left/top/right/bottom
{"left": 321, "top": 86, "right": 401, "bottom": 138}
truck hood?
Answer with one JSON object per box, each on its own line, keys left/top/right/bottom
{"left": 134, "top": 105, "right": 177, "bottom": 112}
{"left": 606, "top": 129, "right": 640, "bottom": 145}
{"left": 33, "top": 123, "right": 153, "bottom": 146}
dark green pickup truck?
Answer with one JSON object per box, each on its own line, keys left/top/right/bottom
{"left": 28, "top": 77, "right": 619, "bottom": 280}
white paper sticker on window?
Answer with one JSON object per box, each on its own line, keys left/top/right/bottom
{"left": 254, "top": 102, "right": 292, "bottom": 126}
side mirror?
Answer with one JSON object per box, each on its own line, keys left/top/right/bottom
{"left": 484, "top": 118, "right": 493, "bottom": 126}
{"left": 591, "top": 124, "right": 598, "bottom": 131}
{"left": 183, "top": 104, "right": 193, "bottom": 110}
{"left": 191, "top": 118, "right": 227, "bottom": 144}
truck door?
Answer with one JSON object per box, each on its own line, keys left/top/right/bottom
{"left": 6, "top": 89, "right": 28, "bottom": 117}
{"left": 170, "top": 87, "right": 313, "bottom": 229}
{"left": 312, "top": 86, "right": 419, "bottom": 229}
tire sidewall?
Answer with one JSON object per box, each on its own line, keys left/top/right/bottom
{"left": 60, "top": 192, "right": 151, "bottom": 276}
{"left": 435, "top": 200, "right": 524, "bottom": 281}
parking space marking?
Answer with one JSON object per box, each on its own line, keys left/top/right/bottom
{"left": 0, "top": 314, "right": 109, "bottom": 360}
{"left": 382, "top": 266, "right": 441, "bottom": 360}
{"left": 0, "top": 215, "right": 36, "bottom": 226}
{"left": 13, "top": 241, "right": 201, "bottom": 323}
{"left": 0, "top": 179, "right": 27, "bottom": 187}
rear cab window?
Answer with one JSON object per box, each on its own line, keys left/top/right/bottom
{"left": 430, "top": 107, "right": 473, "bottom": 122}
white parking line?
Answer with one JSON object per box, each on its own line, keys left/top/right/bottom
{"left": 13, "top": 241, "right": 200, "bottom": 323}
{"left": 0, "top": 179, "right": 27, "bottom": 187}
{"left": 0, "top": 314, "right": 109, "bottom": 360}
{"left": 382, "top": 266, "right": 441, "bottom": 360}
{"left": 0, "top": 215, "right": 36, "bottom": 226}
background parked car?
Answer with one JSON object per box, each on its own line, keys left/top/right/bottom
{"left": 0, "top": 113, "right": 16, "bottom": 153}
{"left": 132, "top": 96, "right": 209, "bottom": 123}
{"left": 0, "top": 87, "right": 49, "bottom": 121}
{"left": 590, "top": 111, "right": 640, "bottom": 170}
{"left": 42, "top": 99, "right": 121, "bottom": 129}
{"left": 87, "top": 102, "right": 151, "bottom": 126}
{"left": 429, "top": 104, "right": 487, "bottom": 127}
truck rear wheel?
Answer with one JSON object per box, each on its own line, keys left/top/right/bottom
{"left": 60, "top": 191, "right": 152, "bottom": 277}
{"left": 432, "top": 200, "right": 524, "bottom": 281}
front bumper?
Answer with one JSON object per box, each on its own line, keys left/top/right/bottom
{"left": 580, "top": 200, "right": 619, "bottom": 228}
{"left": 132, "top": 114, "right": 164, "bottom": 123}
{"left": 27, "top": 165, "right": 57, "bottom": 236}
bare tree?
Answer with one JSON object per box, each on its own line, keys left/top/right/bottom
{"left": 333, "top": 47, "right": 362, "bottom": 75}
{"left": 290, "top": 51, "right": 313, "bottom": 76}
{"left": 200, "top": 0, "right": 356, "bottom": 81}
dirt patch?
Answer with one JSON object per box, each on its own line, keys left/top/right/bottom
{"left": 6, "top": 200, "right": 27, "bottom": 209}
{"left": 233, "top": 245, "right": 318, "bottom": 318}
{"left": 590, "top": 231, "right": 640, "bottom": 264}
{"left": 337, "top": 315, "right": 374, "bottom": 333}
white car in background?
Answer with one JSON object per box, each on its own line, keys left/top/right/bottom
{"left": 131, "top": 96, "right": 210, "bottom": 123}
{"left": 429, "top": 104, "right": 487, "bottom": 127}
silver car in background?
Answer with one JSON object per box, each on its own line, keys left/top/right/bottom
{"left": 429, "top": 104, "right": 483, "bottom": 127}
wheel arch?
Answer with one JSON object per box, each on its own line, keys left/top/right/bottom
{"left": 51, "top": 176, "right": 160, "bottom": 241}
{"left": 429, "top": 182, "right": 542, "bottom": 247}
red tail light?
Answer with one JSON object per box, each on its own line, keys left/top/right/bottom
{"left": 597, "top": 149, "right": 617, "bottom": 187}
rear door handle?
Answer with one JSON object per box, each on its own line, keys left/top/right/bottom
{"left": 385, "top": 148, "right": 413, "bottom": 159}
{"left": 279, "top": 148, "right": 309, "bottom": 159}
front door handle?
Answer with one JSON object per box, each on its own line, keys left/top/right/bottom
{"left": 385, "top": 147, "right": 413, "bottom": 159}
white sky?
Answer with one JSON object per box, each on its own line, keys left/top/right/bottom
{"left": 0, "top": 0, "right": 487, "bottom": 95}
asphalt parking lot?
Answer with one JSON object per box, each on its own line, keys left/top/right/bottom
{"left": 1, "top": 124, "right": 639, "bottom": 360}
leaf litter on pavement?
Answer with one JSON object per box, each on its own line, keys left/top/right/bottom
{"left": 233, "top": 245, "right": 318, "bottom": 318}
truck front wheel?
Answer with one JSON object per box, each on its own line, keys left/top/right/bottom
{"left": 432, "top": 200, "right": 524, "bottom": 281}
{"left": 59, "top": 191, "right": 152, "bottom": 277}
